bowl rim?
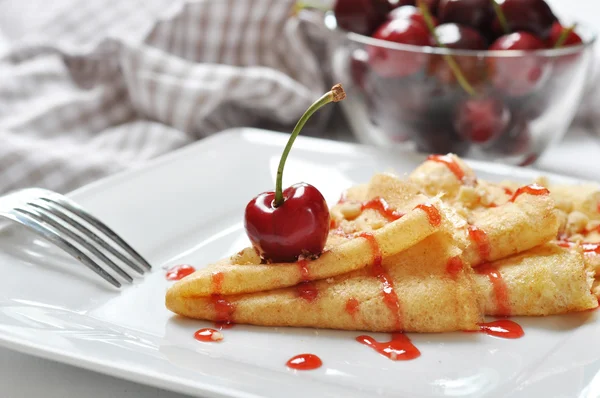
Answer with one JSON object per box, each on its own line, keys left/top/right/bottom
{"left": 323, "top": 11, "right": 597, "bottom": 57}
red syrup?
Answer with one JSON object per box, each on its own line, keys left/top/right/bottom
{"left": 194, "top": 328, "right": 223, "bottom": 342}
{"left": 361, "top": 197, "right": 404, "bottom": 222}
{"left": 356, "top": 333, "right": 420, "bottom": 360}
{"left": 359, "top": 232, "right": 403, "bottom": 331}
{"left": 468, "top": 225, "right": 491, "bottom": 261}
{"left": 427, "top": 154, "right": 466, "bottom": 182}
{"left": 478, "top": 320, "right": 524, "bottom": 339}
{"left": 476, "top": 264, "right": 511, "bottom": 316}
{"left": 286, "top": 354, "right": 322, "bottom": 370}
{"left": 509, "top": 184, "right": 550, "bottom": 202}
{"left": 165, "top": 264, "right": 196, "bottom": 281}
{"left": 414, "top": 203, "right": 442, "bottom": 227}
{"left": 345, "top": 298, "right": 360, "bottom": 317}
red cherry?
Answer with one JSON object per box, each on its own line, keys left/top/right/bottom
{"left": 437, "top": 0, "right": 493, "bottom": 32}
{"left": 333, "top": 0, "right": 392, "bottom": 35}
{"left": 427, "top": 24, "right": 487, "bottom": 86}
{"left": 243, "top": 85, "right": 345, "bottom": 263}
{"left": 434, "top": 23, "right": 487, "bottom": 50}
{"left": 453, "top": 98, "right": 511, "bottom": 143}
{"left": 495, "top": 0, "right": 556, "bottom": 39}
{"left": 488, "top": 32, "right": 548, "bottom": 97}
{"left": 369, "top": 18, "right": 432, "bottom": 77}
{"left": 548, "top": 22, "right": 582, "bottom": 47}
{"left": 244, "top": 183, "right": 330, "bottom": 263}
{"left": 390, "top": 0, "right": 439, "bottom": 12}
{"left": 387, "top": 5, "right": 437, "bottom": 29}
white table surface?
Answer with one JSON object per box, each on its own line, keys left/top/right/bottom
{"left": 0, "top": 1, "right": 598, "bottom": 398}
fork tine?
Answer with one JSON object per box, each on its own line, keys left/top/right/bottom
{"left": 9, "top": 208, "right": 121, "bottom": 288}
{"left": 28, "top": 201, "right": 145, "bottom": 275}
{"left": 17, "top": 205, "right": 134, "bottom": 283}
{"left": 41, "top": 195, "right": 152, "bottom": 271}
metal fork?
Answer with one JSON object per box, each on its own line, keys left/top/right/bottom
{"left": 0, "top": 188, "right": 151, "bottom": 288}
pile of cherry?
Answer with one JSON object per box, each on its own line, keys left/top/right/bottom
{"left": 334, "top": 0, "right": 584, "bottom": 160}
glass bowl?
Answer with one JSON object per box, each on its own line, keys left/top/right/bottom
{"left": 325, "top": 12, "right": 596, "bottom": 165}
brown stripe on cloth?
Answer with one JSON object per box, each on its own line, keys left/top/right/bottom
{"left": 256, "top": 0, "right": 277, "bottom": 68}
{"left": 232, "top": 0, "right": 252, "bottom": 67}
{"left": 194, "top": 0, "right": 213, "bottom": 62}
{"left": 182, "top": 66, "right": 217, "bottom": 135}
{"left": 216, "top": 0, "right": 234, "bottom": 64}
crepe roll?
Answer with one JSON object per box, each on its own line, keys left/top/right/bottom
{"left": 462, "top": 191, "right": 560, "bottom": 266}
{"left": 169, "top": 202, "right": 442, "bottom": 298}
{"left": 166, "top": 233, "right": 483, "bottom": 333}
{"left": 475, "top": 244, "right": 596, "bottom": 316}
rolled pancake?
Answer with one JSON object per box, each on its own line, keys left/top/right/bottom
{"left": 409, "top": 154, "right": 475, "bottom": 198}
{"left": 376, "top": 168, "right": 561, "bottom": 266}
{"left": 462, "top": 192, "right": 560, "bottom": 266}
{"left": 474, "top": 243, "right": 597, "bottom": 316}
{"left": 166, "top": 233, "right": 484, "bottom": 333}
{"left": 169, "top": 203, "right": 441, "bottom": 298}
{"left": 549, "top": 184, "right": 600, "bottom": 220}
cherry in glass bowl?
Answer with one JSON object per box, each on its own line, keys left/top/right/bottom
{"left": 325, "top": 12, "right": 596, "bottom": 166}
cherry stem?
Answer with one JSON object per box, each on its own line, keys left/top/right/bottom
{"left": 293, "top": 1, "right": 331, "bottom": 14}
{"left": 490, "top": 0, "right": 510, "bottom": 34}
{"left": 554, "top": 24, "right": 577, "bottom": 48}
{"left": 418, "top": 1, "right": 476, "bottom": 97}
{"left": 274, "top": 84, "right": 346, "bottom": 207}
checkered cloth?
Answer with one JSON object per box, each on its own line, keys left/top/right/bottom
{"left": 0, "top": 0, "right": 334, "bottom": 194}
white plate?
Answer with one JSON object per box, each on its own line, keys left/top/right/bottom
{"left": 0, "top": 128, "right": 599, "bottom": 398}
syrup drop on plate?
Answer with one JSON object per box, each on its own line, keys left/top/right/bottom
{"left": 194, "top": 328, "right": 223, "bottom": 342}
{"left": 356, "top": 333, "right": 420, "bottom": 360}
{"left": 166, "top": 264, "right": 196, "bottom": 281}
{"left": 478, "top": 320, "right": 524, "bottom": 339}
{"left": 286, "top": 354, "right": 322, "bottom": 370}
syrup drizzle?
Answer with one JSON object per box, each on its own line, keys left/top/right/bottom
{"left": 361, "top": 197, "right": 404, "bottom": 222}
{"left": 446, "top": 256, "right": 463, "bottom": 278}
{"left": 194, "top": 328, "right": 223, "bottom": 342}
{"left": 286, "top": 354, "right": 322, "bottom": 370}
{"left": 476, "top": 264, "right": 510, "bottom": 316}
{"left": 468, "top": 225, "right": 491, "bottom": 261}
{"left": 356, "top": 333, "right": 420, "bottom": 360}
{"left": 359, "top": 232, "right": 403, "bottom": 331}
{"left": 503, "top": 187, "right": 514, "bottom": 196}
{"left": 583, "top": 243, "right": 600, "bottom": 254}
{"left": 414, "top": 203, "right": 441, "bottom": 227}
{"left": 214, "top": 321, "right": 235, "bottom": 329}
{"left": 212, "top": 272, "right": 224, "bottom": 294}
{"left": 345, "top": 298, "right": 360, "bottom": 317}
{"left": 297, "top": 282, "right": 319, "bottom": 301}
{"left": 165, "top": 264, "right": 196, "bottom": 281}
{"left": 478, "top": 320, "right": 524, "bottom": 339}
{"left": 556, "top": 241, "right": 600, "bottom": 254}
{"left": 297, "top": 259, "right": 310, "bottom": 281}
{"left": 509, "top": 184, "right": 550, "bottom": 202}
{"left": 427, "top": 154, "right": 466, "bottom": 182}
{"left": 211, "top": 295, "right": 235, "bottom": 324}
